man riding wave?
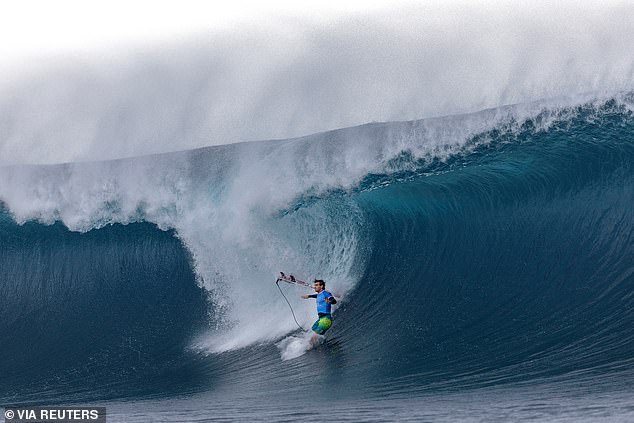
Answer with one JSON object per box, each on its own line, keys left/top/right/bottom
{"left": 302, "top": 279, "right": 337, "bottom": 337}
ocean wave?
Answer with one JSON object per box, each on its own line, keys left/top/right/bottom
{"left": 1, "top": 98, "right": 633, "bottom": 403}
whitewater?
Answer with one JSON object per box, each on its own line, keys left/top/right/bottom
{"left": 1, "top": 2, "right": 634, "bottom": 421}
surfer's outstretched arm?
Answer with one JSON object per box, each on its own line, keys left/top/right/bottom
{"left": 302, "top": 294, "right": 318, "bottom": 299}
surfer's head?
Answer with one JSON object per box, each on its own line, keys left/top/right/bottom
{"left": 313, "top": 279, "right": 325, "bottom": 292}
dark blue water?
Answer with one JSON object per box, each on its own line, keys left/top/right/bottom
{"left": 1, "top": 101, "right": 633, "bottom": 421}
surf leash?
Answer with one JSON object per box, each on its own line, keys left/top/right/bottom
{"left": 276, "top": 272, "right": 310, "bottom": 332}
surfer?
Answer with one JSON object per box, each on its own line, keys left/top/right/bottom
{"left": 302, "top": 279, "right": 337, "bottom": 340}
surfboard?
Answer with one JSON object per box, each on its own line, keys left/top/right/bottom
{"left": 276, "top": 272, "right": 311, "bottom": 288}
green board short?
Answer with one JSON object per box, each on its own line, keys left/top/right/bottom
{"left": 311, "top": 314, "right": 332, "bottom": 335}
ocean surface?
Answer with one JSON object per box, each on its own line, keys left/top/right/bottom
{"left": 1, "top": 96, "right": 633, "bottom": 421}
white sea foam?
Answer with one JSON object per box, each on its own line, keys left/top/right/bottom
{"left": 1, "top": 2, "right": 633, "bottom": 164}
{"left": 276, "top": 332, "right": 324, "bottom": 361}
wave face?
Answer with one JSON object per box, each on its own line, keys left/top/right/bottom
{"left": 1, "top": 98, "right": 633, "bottom": 419}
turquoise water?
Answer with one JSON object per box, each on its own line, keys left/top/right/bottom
{"left": 1, "top": 99, "right": 633, "bottom": 421}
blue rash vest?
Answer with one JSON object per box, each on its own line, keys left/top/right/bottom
{"left": 316, "top": 290, "right": 334, "bottom": 315}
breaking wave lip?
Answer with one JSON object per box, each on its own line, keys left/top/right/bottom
{"left": 0, "top": 93, "right": 633, "bottom": 358}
